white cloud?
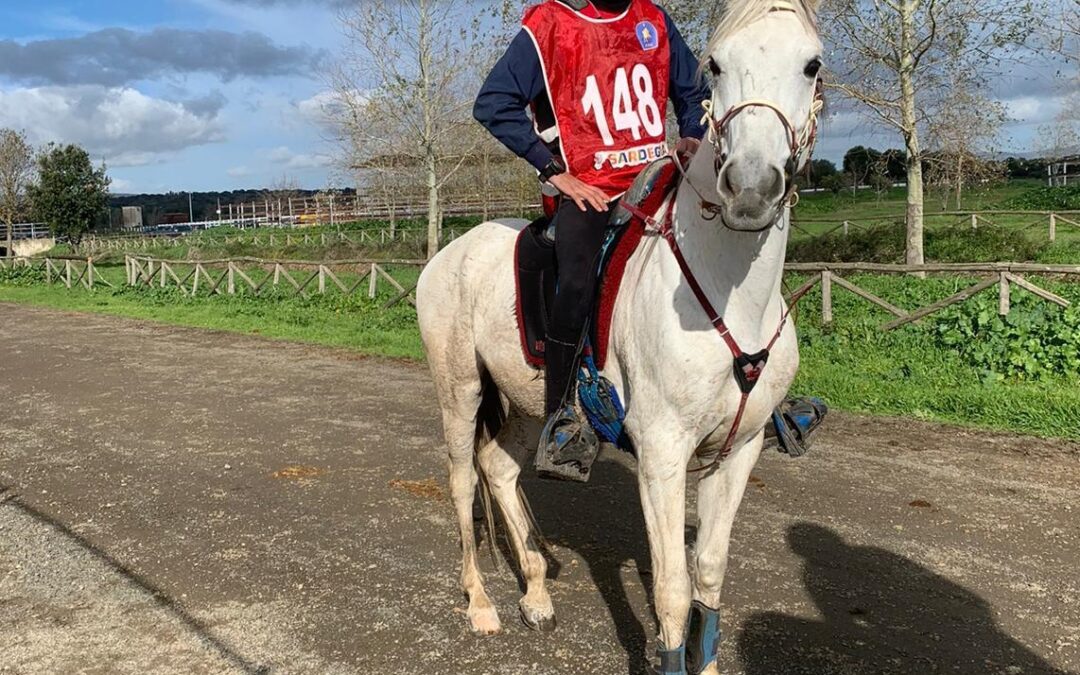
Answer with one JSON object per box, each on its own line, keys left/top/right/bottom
{"left": 110, "top": 177, "right": 135, "bottom": 193}
{"left": 227, "top": 166, "right": 251, "bottom": 177}
{"left": 0, "top": 85, "right": 226, "bottom": 167}
{"left": 264, "top": 145, "right": 333, "bottom": 169}
{"left": 295, "top": 90, "right": 340, "bottom": 124}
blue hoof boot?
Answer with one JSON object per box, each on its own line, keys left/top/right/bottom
{"left": 765, "top": 397, "right": 828, "bottom": 457}
{"left": 652, "top": 645, "right": 687, "bottom": 675}
{"left": 687, "top": 602, "right": 722, "bottom": 674}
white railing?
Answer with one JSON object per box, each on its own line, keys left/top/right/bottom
{"left": 8, "top": 223, "right": 50, "bottom": 240}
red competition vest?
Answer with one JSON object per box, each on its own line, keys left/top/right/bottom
{"left": 524, "top": 0, "right": 671, "bottom": 194}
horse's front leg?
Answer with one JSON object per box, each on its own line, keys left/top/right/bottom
{"left": 637, "top": 431, "right": 696, "bottom": 675}
{"left": 687, "top": 432, "right": 764, "bottom": 674}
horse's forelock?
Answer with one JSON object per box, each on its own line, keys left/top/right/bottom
{"left": 703, "top": 0, "right": 819, "bottom": 62}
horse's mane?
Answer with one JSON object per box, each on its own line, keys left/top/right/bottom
{"left": 705, "top": 0, "right": 819, "bottom": 57}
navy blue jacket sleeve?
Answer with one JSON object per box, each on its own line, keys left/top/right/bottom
{"left": 662, "top": 9, "right": 710, "bottom": 141}
{"left": 473, "top": 30, "right": 553, "bottom": 172}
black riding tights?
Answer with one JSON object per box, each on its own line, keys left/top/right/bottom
{"left": 545, "top": 199, "right": 612, "bottom": 415}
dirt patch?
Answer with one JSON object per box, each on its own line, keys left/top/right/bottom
{"left": 0, "top": 303, "right": 1077, "bottom": 675}
{"left": 272, "top": 466, "right": 323, "bottom": 480}
{"left": 389, "top": 478, "right": 446, "bottom": 501}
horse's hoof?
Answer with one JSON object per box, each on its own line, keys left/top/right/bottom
{"left": 468, "top": 606, "right": 502, "bottom": 636}
{"left": 519, "top": 605, "right": 557, "bottom": 632}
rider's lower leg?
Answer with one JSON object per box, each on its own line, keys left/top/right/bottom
{"left": 535, "top": 199, "right": 610, "bottom": 482}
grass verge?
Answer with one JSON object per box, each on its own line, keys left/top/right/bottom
{"left": 0, "top": 281, "right": 423, "bottom": 361}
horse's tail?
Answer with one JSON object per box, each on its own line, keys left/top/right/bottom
{"left": 473, "top": 372, "right": 505, "bottom": 568}
{"left": 472, "top": 373, "right": 547, "bottom": 568}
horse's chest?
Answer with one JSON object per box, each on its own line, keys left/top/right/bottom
{"left": 616, "top": 318, "right": 798, "bottom": 448}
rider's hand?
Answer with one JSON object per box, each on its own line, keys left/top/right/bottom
{"left": 547, "top": 173, "right": 611, "bottom": 213}
{"left": 675, "top": 137, "right": 702, "bottom": 166}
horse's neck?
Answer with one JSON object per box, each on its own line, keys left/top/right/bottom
{"left": 659, "top": 155, "right": 790, "bottom": 343}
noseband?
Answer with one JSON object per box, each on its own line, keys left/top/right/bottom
{"left": 694, "top": 79, "right": 824, "bottom": 227}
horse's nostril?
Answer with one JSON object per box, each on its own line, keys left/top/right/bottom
{"left": 724, "top": 168, "right": 736, "bottom": 196}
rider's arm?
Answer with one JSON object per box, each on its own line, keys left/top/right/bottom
{"left": 473, "top": 30, "right": 553, "bottom": 172}
{"left": 663, "top": 10, "right": 710, "bottom": 141}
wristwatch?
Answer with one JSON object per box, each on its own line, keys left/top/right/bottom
{"left": 538, "top": 157, "right": 567, "bottom": 184}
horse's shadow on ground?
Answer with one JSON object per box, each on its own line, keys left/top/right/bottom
{"left": 511, "top": 458, "right": 1067, "bottom": 675}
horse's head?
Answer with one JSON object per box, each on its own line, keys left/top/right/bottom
{"left": 701, "top": 0, "right": 824, "bottom": 232}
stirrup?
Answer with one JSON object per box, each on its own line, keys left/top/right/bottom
{"left": 535, "top": 406, "right": 599, "bottom": 483}
{"left": 764, "top": 397, "right": 828, "bottom": 457}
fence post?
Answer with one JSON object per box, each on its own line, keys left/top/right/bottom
{"left": 843, "top": 220, "right": 850, "bottom": 236}
{"left": 46, "top": 259, "right": 53, "bottom": 285}
{"left": 369, "top": 263, "right": 379, "bottom": 299}
{"left": 87, "top": 258, "right": 94, "bottom": 289}
{"left": 318, "top": 266, "right": 326, "bottom": 294}
{"left": 65, "top": 260, "right": 72, "bottom": 289}
{"left": 1049, "top": 213, "right": 1057, "bottom": 243}
{"left": 998, "top": 272, "right": 1010, "bottom": 316}
{"left": 160, "top": 261, "right": 167, "bottom": 288}
{"left": 821, "top": 270, "right": 833, "bottom": 325}
{"left": 228, "top": 263, "right": 235, "bottom": 294}
{"left": 971, "top": 213, "right": 978, "bottom": 230}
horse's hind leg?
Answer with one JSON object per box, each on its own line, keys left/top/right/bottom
{"left": 443, "top": 408, "right": 502, "bottom": 636}
{"left": 477, "top": 417, "right": 555, "bottom": 632}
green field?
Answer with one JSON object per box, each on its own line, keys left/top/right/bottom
{"left": 5, "top": 180, "right": 1080, "bottom": 441}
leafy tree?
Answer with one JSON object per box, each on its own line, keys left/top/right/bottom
{"left": 843, "top": 146, "right": 882, "bottom": 190}
{"left": 29, "top": 144, "right": 111, "bottom": 248}
{"left": 0, "top": 129, "right": 35, "bottom": 257}
{"left": 880, "top": 149, "right": 908, "bottom": 181}
{"left": 808, "top": 159, "right": 838, "bottom": 189}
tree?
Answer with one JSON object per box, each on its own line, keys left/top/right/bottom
{"left": 821, "top": 0, "right": 1042, "bottom": 266}
{"left": 0, "top": 129, "right": 35, "bottom": 258}
{"left": 329, "top": 0, "right": 497, "bottom": 259}
{"left": 925, "top": 68, "right": 1007, "bottom": 209}
{"left": 29, "top": 144, "right": 110, "bottom": 249}
{"left": 843, "top": 145, "right": 882, "bottom": 191}
{"left": 808, "top": 159, "right": 838, "bottom": 189}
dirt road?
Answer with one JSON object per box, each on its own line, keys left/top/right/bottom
{"left": 1, "top": 304, "right": 1077, "bottom": 674}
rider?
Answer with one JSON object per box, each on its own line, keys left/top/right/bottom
{"left": 474, "top": 0, "right": 826, "bottom": 479}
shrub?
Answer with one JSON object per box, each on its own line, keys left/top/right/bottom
{"left": 788, "top": 223, "right": 1046, "bottom": 264}
{"left": 0, "top": 264, "right": 45, "bottom": 286}
{"left": 933, "top": 293, "right": 1080, "bottom": 381}
{"left": 788, "top": 222, "right": 906, "bottom": 263}
{"left": 1003, "top": 185, "right": 1080, "bottom": 211}
{"left": 925, "top": 225, "right": 1045, "bottom": 263}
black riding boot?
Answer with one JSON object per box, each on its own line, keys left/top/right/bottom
{"left": 544, "top": 337, "right": 578, "bottom": 418}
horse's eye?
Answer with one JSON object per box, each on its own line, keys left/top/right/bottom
{"left": 804, "top": 58, "right": 822, "bottom": 78}
{"left": 708, "top": 57, "right": 722, "bottom": 77}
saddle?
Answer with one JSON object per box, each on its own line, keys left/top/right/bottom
{"left": 514, "top": 157, "right": 680, "bottom": 371}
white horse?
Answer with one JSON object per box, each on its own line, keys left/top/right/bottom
{"left": 417, "top": 1, "right": 824, "bottom": 672}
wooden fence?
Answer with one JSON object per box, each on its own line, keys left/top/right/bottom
{"left": 125, "top": 256, "right": 425, "bottom": 308}
{"left": 786, "top": 262, "right": 1078, "bottom": 331}
{"left": 79, "top": 226, "right": 471, "bottom": 255}
{"left": 792, "top": 210, "right": 1080, "bottom": 243}
{"left": 7, "top": 255, "right": 1080, "bottom": 331}
{"left": 75, "top": 209, "right": 1080, "bottom": 256}
{"left": 0, "top": 256, "right": 114, "bottom": 290}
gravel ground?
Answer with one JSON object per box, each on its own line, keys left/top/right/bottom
{"left": 0, "top": 303, "right": 1077, "bottom": 675}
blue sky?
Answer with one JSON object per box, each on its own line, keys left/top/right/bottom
{"left": 0, "top": 0, "right": 1073, "bottom": 194}
{"left": 0, "top": 0, "right": 342, "bottom": 194}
